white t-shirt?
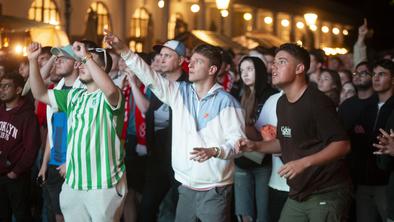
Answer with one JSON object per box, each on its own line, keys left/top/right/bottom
{"left": 255, "top": 91, "right": 290, "bottom": 192}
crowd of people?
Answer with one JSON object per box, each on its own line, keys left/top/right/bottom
{"left": 1, "top": 19, "right": 394, "bottom": 222}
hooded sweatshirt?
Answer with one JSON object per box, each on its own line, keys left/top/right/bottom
{"left": 0, "top": 97, "right": 41, "bottom": 176}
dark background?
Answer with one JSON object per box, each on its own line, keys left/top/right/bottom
{"left": 335, "top": 0, "right": 394, "bottom": 51}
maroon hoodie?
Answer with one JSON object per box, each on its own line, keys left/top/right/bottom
{"left": 0, "top": 97, "right": 41, "bottom": 176}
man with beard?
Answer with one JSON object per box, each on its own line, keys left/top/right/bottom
{"left": 338, "top": 62, "right": 376, "bottom": 210}
{"left": 339, "top": 61, "right": 377, "bottom": 130}
{"left": 37, "top": 45, "right": 82, "bottom": 222}
{"left": 28, "top": 41, "right": 127, "bottom": 222}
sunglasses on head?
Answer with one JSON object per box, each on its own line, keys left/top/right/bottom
{"left": 87, "top": 47, "right": 108, "bottom": 70}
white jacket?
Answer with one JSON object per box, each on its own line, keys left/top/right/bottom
{"left": 123, "top": 51, "right": 245, "bottom": 189}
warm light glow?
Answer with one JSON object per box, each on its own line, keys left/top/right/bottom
{"left": 322, "top": 26, "right": 329, "bottom": 33}
{"left": 264, "top": 16, "right": 273, "bottom": 24}
{"left": 158, "top": 0, "right": 165, "bottom": 8}
{"left": 310, "top": 24, "right": 317, "bottom": 31}
{"left": 15, "top": 44, "right": 23, "bottom": 54}
{"left": 332, "top": 27, "right": 340, "bottom": 35}
{"left": 304, "top": 13, "right": 318, "bottom": 26}
{"left": 323, "top": 47, "right": 348, "bottom": 55}
{"left": 216, "top": 0, "right": 230, "bottom": 10}
{"left": 296, "top": 40, "right": 303, "bottom": 46}
{"left": 49, "top": 19, "right": 59, "bottom": 25}
{"left": 220, "top": 9, "right": 229, "bottom": 17}
{"left": 191, "top": 4, "right": 200, "bottom": 13}
{"left": 343, "top": 29, "right": 349, "bottom": 35}
{"left": 281, "top": 19, "right": 290, "bottom": 27}
{"left": 296, "top": 21, "right": 304, "bottom": 29}
{"left": 243, "top": 13, "right": 253, "bottom": 21}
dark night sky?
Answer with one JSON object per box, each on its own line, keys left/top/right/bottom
{"left": 332, "top": 0, "right": 394, "bottom": 51}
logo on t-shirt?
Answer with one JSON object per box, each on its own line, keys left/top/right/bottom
{"left": 280, "top": 126, "right": 292, "bottom": 138}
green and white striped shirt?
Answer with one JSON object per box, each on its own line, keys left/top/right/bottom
{"left": 48, "top": 88, "right": 125, "bottom": 190}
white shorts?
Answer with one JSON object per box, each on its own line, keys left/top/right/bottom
{"left": 59, "top": 174, "right": 127, "bottom": 222}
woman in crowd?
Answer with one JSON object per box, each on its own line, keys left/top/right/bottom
{"left": 234, "top": 56, "right": 277, "bottom": 222}
{"left": 318, "top": 69, "right": 342, "bottom": 106}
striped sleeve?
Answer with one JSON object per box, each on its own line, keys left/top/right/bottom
{"left": 48, "top": 89, "right": 71, "bottom": 112}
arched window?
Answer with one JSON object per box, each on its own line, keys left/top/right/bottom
{"left": 28, "top": 0, "right": 60, "bottom": 25}
{"left": 88, "top": 1, "right": 111, "bottom": 35}
{"left": 129, "top": 7, "right": 151, "bottom": 52}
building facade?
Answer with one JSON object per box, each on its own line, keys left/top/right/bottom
{"left": 0, "top": 0, "right": 360, "bottom": 53}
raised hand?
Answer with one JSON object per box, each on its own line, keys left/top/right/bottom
{"left": 358, "top": 18, "right": 368, "bottom": 39}
{"left": 72, "top": 41, "right": 88, "bottom": 59}
{"left": 373, "top": 128, "right": 394, "bottom": 156}
{"left": 27, "top": 42, "right": 42, "bottom": 61}
{"left": 103, "top": 29, "right": 128, "bottom": 55}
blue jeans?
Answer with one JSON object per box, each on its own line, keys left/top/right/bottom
{"left": 234, "top": 166, "right": 271, "bottom": 222}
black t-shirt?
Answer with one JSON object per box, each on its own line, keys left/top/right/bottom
{"left": 277, "top": 86, "right": 349, "bottom": 201}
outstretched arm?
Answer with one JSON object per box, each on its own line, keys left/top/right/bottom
{"left": 72, "top": 41, "right": 120, "bottom": 107}
{"left": 104, "top": 31, "right": 177, "bottom": 106}
{"left": 125, "top": 69, "right": 150, "bottom": 113}
{"left": 27, "top": 43, "right": 50, "bottom": 104}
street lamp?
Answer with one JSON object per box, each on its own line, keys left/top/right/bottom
{"left": 332, "top": 27, "right": 340, "bottom": 35}
{"left": 220, "top": 10, "right": 229, "bottom": 17}
{"left": 281, "top": 19, "right": 290, "bottom": 27}
{"left": 158, "top": 0, "right": 165, "bottom": 8}
{"left": 304, "top": 13, "right": 318, "bottom": 27}
{"left": 243, "top": 13, "right": 252, "bottom": 21}
{"left": 296, "top": 22, "right": 305, "bottom": 29}
{"left": 191, "top": 4, "right": 200, "bottom": 13}
{"left": 216, "top": 0, "right": 230, "bottom": 17}
{"left": 264, "top": 16, "right": 273, "bottom": 24}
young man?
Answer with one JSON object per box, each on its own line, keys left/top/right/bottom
{"left": 238, "top": 43, "right": 351, "bottom": 222}
{"left": 0, "top": 72, "right": 41, "bottom": 222}
{"left": 350, "top": 59, "right": 394, "bottom": 222}
{"left": 307, "top": 49, "right": 325, "bottom": 85}
{"left": 27, "top": 41, "right": 126, "bottom": 222}
{"left": 105, "top": 33, "right": 245, "bottom": 222}
{"left": 37, "top": 44, "right": 82, "bottom": 222}
{"left": 129, "top": 40, "right": 189, "bottom": 222}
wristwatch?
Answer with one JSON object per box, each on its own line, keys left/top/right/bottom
{"left": 213, "top": 147, "right": 221, "bottom": 158}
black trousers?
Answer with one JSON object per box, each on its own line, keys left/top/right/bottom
{"left": 268, "top": 187, "right": 288, "bottom": 222}
{"left": 138, "top": 155, "right": 174, "bottom": 222}
{"left": 0, "top": 173, "right": 32, "bottom": 222}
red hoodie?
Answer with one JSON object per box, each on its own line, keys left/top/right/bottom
{"left": 0, "top": 97, "right": 41, "bottom": 176}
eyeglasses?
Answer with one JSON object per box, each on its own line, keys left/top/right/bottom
{"left": 0, "top": 83, "right": 15, "bottom": 90}
{"left": 352, "top": 71, "right": 371, "bottom": 77}
{"left": 87, "top": 48, "right": 108, "bottom": 70}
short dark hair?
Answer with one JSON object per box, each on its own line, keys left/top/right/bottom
{"left": 355, "top": 61, "right": 372, "bottom": 72}
{"left": 80, "top": 40, "right": 113, "bottom": 73}
{"left": 373, "top": 59, "right": 394, "bottom": 76}
{"left": 276, "top": 43, "right": 310, "bottom": 72}
{"left": 192, "top": 44, "right": 222, "bottom": 75}
{"left": 1, "top": 72, "right": 25, "bottom": 89}
{"left": 309, "top": 49, "right": 326, "bottom": 64}
{"left": 40, "top": 46, "right": 52, "bottom": 56}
